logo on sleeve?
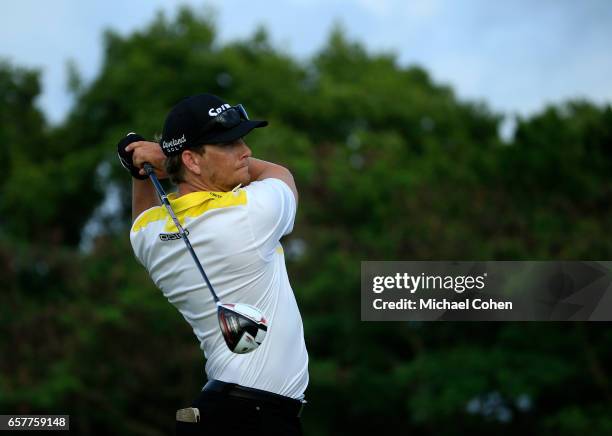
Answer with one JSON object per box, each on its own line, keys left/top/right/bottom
{"left": 159, "top": 229, "right": 189, "bottom": 241}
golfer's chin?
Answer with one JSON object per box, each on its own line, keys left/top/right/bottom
{"left": 233, "top": 166, "right": 251, "bottom": 187}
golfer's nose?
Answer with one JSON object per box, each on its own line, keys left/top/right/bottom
{"left": 241, "top": 142, "right": 252, "bottom": 159}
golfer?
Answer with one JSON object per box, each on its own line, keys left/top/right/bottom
{"left": 120, "top": 94, "right": 309, "bottom": 435}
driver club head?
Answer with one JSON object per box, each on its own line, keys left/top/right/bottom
{"left": 217, "top": 303, "right": 268, "bottom": 354}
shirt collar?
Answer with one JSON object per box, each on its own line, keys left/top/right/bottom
{"left": 167, "top": 191, "right": 227, "bottom": 213}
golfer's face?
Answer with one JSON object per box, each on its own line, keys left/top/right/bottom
{"left": 202, "top": 138, "right": 252, "bottom": 190}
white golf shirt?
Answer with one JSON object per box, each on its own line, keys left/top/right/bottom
{"left": 130, "top": 178, "right": 309, "bottom": 399}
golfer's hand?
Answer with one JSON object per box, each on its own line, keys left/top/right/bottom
{"left": 125, "top": 141, "right": 168, "bottom": 179}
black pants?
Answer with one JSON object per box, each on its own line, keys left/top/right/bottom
{"left": 176, "top": 388, "right": 304, "bottom": 435}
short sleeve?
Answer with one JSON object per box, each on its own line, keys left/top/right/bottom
{"left": 129, "top": 229, "right": 146, "bottom": 267}
{"left": 245, "top": 178, "right": 297, "bottom": 259}
{"left": 129, "top": 205, "right": 163, "bottom": 270}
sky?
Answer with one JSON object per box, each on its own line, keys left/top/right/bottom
{"left": 2, "top": 0, "right": 611, "bottom": 130}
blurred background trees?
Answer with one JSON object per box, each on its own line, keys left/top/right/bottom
{"left": 1, "top": 6, "right": 611, "bottom": 435}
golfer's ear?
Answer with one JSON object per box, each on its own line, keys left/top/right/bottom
{"left": 182, "top": 150, "right": 202, "bottom": 175}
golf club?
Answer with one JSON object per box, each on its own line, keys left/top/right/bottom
{"left": 121, "top": 133, "right": 268, "bottom": 354}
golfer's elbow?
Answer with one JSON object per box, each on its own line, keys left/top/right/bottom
{"left": 275, "top": 165, "right": 298, "bottom": 204}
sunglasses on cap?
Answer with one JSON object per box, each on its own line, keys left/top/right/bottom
{"left": 203, "top": 104, "right": 249, "bottom": 132}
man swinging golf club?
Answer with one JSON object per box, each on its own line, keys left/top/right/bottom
{"left": 118, "top": 93, "right": 309, "bottom": 435}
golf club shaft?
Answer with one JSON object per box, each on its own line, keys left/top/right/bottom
{"left": 144, "top": 163, "right": 220, "bottom": 303}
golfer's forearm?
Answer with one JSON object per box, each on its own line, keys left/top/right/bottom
{"left": 132, "top": 178, "right": 160, "bottom": 222}
{"left": 249, "top": 158, "right": 285, "bottom": 180}
{"left": 248, "top": 158, "right": 298, "bottom": 202}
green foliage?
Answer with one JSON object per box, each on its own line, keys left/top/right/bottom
{"left": 1, "top": 6, "right": 612, "bottom": 435}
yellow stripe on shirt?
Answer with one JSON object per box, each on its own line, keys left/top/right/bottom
{"left": 131, "top": 189, "right": 247, "bottom": 233}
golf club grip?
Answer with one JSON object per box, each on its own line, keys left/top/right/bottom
{"left": 143, "top": 162, "right": 220, "bottom": 303}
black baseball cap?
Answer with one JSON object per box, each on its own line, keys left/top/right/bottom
{"left": 160, "top": 94, "right": 268, "bottom": 156}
